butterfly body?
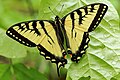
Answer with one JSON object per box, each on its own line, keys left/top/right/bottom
{"left": 6, "top": 3, "right": 108, "bottom": 76}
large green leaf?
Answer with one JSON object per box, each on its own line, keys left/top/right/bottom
{"left": 0, "top": 64, "right": 12, "bottom": 80}
{"left": 111, "top": 73, "right": 120, "bottom": 80}
{"left": 0, "top": 28, "right": 27, "bottom": 58}
{"left": 0, "top": 63, "right": 48, "bottom": 80}
{"left": 38, "top": 0, "right": 120, "bottom": 79}
{"left": 13, "top": 63, "right": 48, "bottom": 80}
{"left": 66, "top": 0, "right": 120, "bottom": 80}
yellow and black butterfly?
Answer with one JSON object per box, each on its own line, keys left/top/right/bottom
{"left": 6, "top": 3, "right": 108, "bottom": 76}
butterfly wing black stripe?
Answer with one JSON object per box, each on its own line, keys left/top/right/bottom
{"left": 88, "top": 3, "right": 108, "bottom": 32}
{"left": 37, "top": 44, "right": 67, "bottom": 66}
{"left": 71, "top": 32, "right": 90, "bottom": 62}
{"left": 6, "top": 27, "right": 36, "bottom": 47}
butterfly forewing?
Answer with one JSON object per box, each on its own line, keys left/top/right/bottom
{"left": 6, "top": 20, "right": 63, "bottom": 57}
{"left": 62, "top": 3, "right": 108, "bottom": 61}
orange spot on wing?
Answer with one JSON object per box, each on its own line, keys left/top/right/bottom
{"left": 64, "top": 55, "right": 66, "bottom": 59}
{"left": 70, "top": 54, "right": 72, "bottom": 57}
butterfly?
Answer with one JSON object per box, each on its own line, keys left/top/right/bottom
{"left": 6, "top": 3, "right": 108, "bottom": 76}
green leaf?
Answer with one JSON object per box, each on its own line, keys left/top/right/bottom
{"left": 78, "top": 76, "right": 91, "bottom": 80}
{"left": 0, "top": 64, "right": 12, "bottom": 80}
{"left": 0, "top": 63, "right": 48, "bottom": 80}
{"left": 66, "top": 0, "right": 120, "bottom": 80}
{"left": 0, "top": 0, "right": 39, "bottom": 58}
{"left": 0, "top": 28, "right": 27, "bottom": 58}
{"left": 110, "top": 73, "right": 120, "bottom": 80}
{"left": 38, "top": 0, "right": 81, "bottom": 20}
{"left": 13, "top": 63, "right": 48, "bottom": 80}
{"left": 0, "top": 0, "right": 34, "bottom": 29}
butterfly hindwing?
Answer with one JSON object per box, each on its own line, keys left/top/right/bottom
{"left": 37, "top": 44, "right": 67, "bottom": 76}
{"left": 61, "top": 3, "right": 108, "bottom": 62}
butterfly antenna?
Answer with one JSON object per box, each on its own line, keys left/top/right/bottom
{"left": 48, "top": 7, "right": 56, "bottom": 16}
{"left": 59, "top": 4, "right": 64, "bottom": 15}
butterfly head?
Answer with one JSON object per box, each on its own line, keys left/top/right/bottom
{"left": 55, "top": 16, "right": 60, "bottom": 21}
{"left": 54, "top": 16, "right": 63, "bottom": 27}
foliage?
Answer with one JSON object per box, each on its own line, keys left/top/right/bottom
{"left": 0, "top": 0, "right": 119, "bottom": 80}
